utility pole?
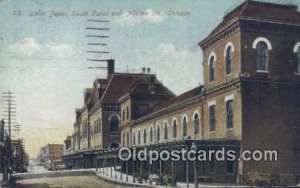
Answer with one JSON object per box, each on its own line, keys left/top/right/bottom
{"left": 0, "top": 119, "right": 8, "bottom": 182}
{"left": 2, "top": 91, "right": 17, "bottom": 180}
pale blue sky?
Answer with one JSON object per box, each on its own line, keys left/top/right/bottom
{"left": 1, "top": 0, "right": 299, "bottom": 157}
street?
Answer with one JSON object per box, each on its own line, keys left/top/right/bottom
{"left": 12, "top": 176, "right": 125, "bottom": 188}
{"left": 9, "top": 160, "right": 127, "bottom": 188}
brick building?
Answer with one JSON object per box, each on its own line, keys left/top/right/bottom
{"left": 64, "top": 1, "right": 300, "bottom": 186}
{"left": 118, "top": 1, "right": 300, "bottom": 185}
{"left": 38, "top": 144, "right": 64, "bottom": 168}
{"left": 63, "top": 59, "right": 174, "bottom": 168}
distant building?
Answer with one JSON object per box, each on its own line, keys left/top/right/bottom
{"left": 11, "top": 139, "right": 27, "bottom": 172}
{"left": 63, "top": 136, "right": 73, "bottom": 155}
{"left": 37, "top": 146, "right": 47, "bottom": 163}
{"left": 38, "top": 144, "right": 64, "bottom": 168}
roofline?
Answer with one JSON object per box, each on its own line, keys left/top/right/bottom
{"left": 199, "top": 17, "right": 300, "bottom": 48}
{"left": 112, "top": 72, "right": 156, "bottom": 77}
{"left": 130, "top": 86, "right": 203, "bottom": 125}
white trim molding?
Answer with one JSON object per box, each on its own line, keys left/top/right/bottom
{"left": 293, "top": 42, "right": 300, "bottom": 53}
{"left": 224, "top": 42, "right": 235, "bottom": 57}
{"left": 156, "top": 122, "right": 161, "bottom": 129}
{"left": 207, "top": 52, "right": 217, "bottom": 65}
{"left": 182, "top": 114, "right": 189, "bottom": 123}
{"left": 172, "top": 117, "right": 178, "bottom": 125}
{"left": 193, "top": 110, "right": 200, "bottom": 119}
{"left": 208, "top": 100, "right": 216, "bottom": 107}
{"left": 163, "top": 120, "right": 169, "bottom": 128}
{"left": 225, "top": 94, "right": 235, "bottom": 102}
{"left": 252, "top": 37, "right": 272, "bottom": 50}
{"left": 108, "top": 113, "right": 121, "bottom": 121}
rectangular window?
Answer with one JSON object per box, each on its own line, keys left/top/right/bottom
{"left": 209, "top": 105, "right": 216, "bottom": 132}
{"left": 226, "top": 100, "right": 234, "bottom": 129}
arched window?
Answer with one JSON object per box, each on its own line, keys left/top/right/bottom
{"left": 209, "top": 105, "right": 216, "bottom": 132}
{"left": 173, "top": 119, "right": 177, "bottom": 138}
{"left": 127, "top": 132, "right": 129, "bottom": 146}
{"left": 182, "top": 116, "right": 187, "bottom": 137}
{"left": 256, "top": 42, "right": 268, "bottom": 71}
{"left": 226, "top": 46, "right": 233, "bottom": 75}
{"left": 297, "top": 47, "right": 300, "bottom": 73}
{"left": 226, "top": 100, "right": 234, "bottom": 129}
{"left": 209, "top": 56, "right": 215, "bottom": 82}
{"left": 164, "top": 122, "right": 168, "bottom": 140}
{"left": 138, "top": 131, "right": 141, "bottom": 145}
{"left": 126, "top": 106, "right": 129, "bottom": 119}
{"left": 95, "top": 120, "right": 98, "bottom": 133}
{"left": 157, "top": 125, "right": 160, "bottom": 141}
{"left": 143, "top": 129, "right": 147, "bottom": 144}
{"left": 194, "top": 113, "right": 199, "bottom": 134}
{"left": 133, "top": 132, "right": 136, "bottom": 145}
{"left": 110, "top": 116, "right": 119, "bottom": 132}
{"left": 98, "top": 118, "right": 101, "bottom": 133}
{"left": 150, "top": 127, "right": 153, "bottom": 143}
{"left": 122, "top": 133, "right": 125, "bottom": 146}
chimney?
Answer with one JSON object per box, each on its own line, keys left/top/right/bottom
{"left": 142, "top": 67, "right": 146, "bottom": 74}
{"left": 107, "top": 59, "right": 115, "bottom": 79}
{"left": 149, "top": 75, "right": 155, "bottom": 94}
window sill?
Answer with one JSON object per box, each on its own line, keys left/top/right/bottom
{"left": 256, "top": 70, "right": 269, "bottom": 73}
{"left": 226, "top": 73, "right": 233, "bottom": 77}
{"left": 226, "top": 128, "right": 234, "bottom": 131}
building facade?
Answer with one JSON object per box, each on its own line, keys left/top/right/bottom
{"left": 119, "top": 1, "right": 300, "bottom": 185}
{"left": 64, "top": 1, "right": 300, "bottom": 186}
{"left": 63, "top": 59, "right": 174, "bottom": 168}
{"left": 38, "top": 144, "right": 64, "bottom": 169}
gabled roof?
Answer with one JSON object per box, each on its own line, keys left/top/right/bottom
{"left": 141, "top": 86, "right": 203, "bottom": 116}
{"left": 100, "top": 73, "right": 172, "bottom": 103}
{"left": 200, "top": 1, "right": 300, "bottom": 46}
{"left": 128, "top": 79, "right": 174, "bottom": 96}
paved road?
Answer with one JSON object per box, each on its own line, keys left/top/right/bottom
{"left": 10, "top": 160, "right": 126, "bottom": 188}
{"left": 12, "top": 175, "right": 125, "bottom": 188}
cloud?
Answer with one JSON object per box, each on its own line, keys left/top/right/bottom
{"left": 158, "top": 43, "right": 188, "bottom": 57}
{"left": 115, "top": 9, "right": 165, "bottom": 26}
{"left": 156, "top": 42, "right": 202, "bottom": 94}
{"left": 47, "top": 43, "right": 74, "bottom": 55}
{"left": 9, "top": 38, "right": 42, "bottom": 55}
{"left": 9, "top": 38, "right": 74, "bottom": 57}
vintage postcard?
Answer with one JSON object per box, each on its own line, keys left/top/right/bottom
{"left": 0, "top": 0, "right": 300, "bottom": 187}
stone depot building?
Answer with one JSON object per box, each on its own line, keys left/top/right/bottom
{"left": 63, "top": 1, "right": 300, "bottom": 186}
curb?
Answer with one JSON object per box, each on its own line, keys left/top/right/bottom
{"left": 95, "top": 173, "right": 155, "bottom": 188}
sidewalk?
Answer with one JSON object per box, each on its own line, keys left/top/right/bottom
{"left": 94, "top": 167, "right": 239, "bottom": 188}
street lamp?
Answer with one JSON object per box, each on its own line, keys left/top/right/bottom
{"left": 191, "top": 142, "right": 198, "bottom": 188}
